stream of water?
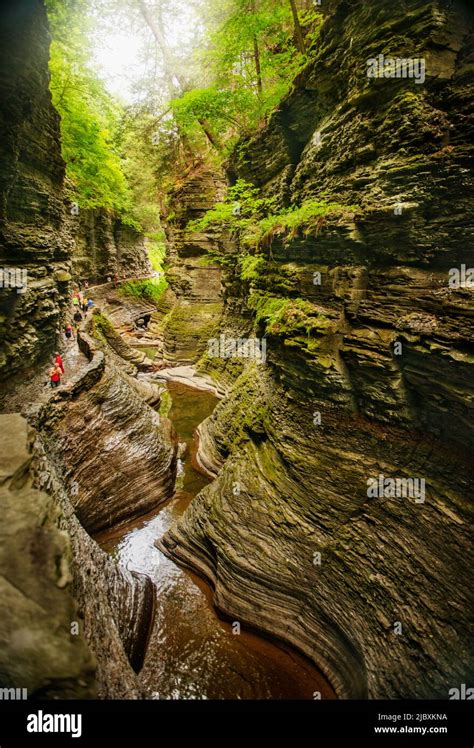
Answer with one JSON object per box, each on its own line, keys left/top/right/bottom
{"left": 98, "top": 381, "right": 334, "bottom": 699}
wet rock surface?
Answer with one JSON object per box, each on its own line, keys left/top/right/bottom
{"left": 161, "top": 0, "right": 474, "bottom": 698}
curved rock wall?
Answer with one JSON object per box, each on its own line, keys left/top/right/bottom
{"left": 18, "top": 322, "right": 174, "bottom": 697}
{"left": 31, "top": 421, "right": 154, "bottom": 698}
{"left": 162, "top": 0, "right": 474, "bottom": 698}
{"left": 33, "top": 327, "right": 177, "bottom": 535}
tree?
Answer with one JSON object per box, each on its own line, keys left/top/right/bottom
{"left": 288, "top": 0, "right": 305, "bottom": 55}
{"left": 46, "top": 0, "right": 133, "bottom": 217}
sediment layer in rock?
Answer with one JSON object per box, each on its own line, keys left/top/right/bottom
{"left": 162, "top": 0, "right": 474, "bottom": 699}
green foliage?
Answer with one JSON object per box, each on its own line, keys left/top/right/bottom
{"left": 171, "top": 87, "right": 253, "bottom": 139}
{"left": 188, "top": 178, "right": 276, "bottom": 233}
{"left": 46, "top": 0, "right": 137, "bottom": 220}
{"left": 239, "top": 254, "right": 266, "bottom": 281}
{"left": 147, "top": 237, "right": 167, "bottom": 272}
{"left": 92, "top": 311, "right": 115, "bottom": 339}
{"left": 189, "top": 179, "right": 358, "bottom": 250}
{"left": 117, "top": 111, "right": 165, "bottom": 232}
{"left": 249, "top": 292, "right": 328, "bottom": 336}
{"left": 119, "top": 277, "right": 168, "bottom": 304}
{"left": 171, "top": 0, "right": 324, "bottom": 145}
{"left": 253, "top": 198, "right": 358, "bottom": 247}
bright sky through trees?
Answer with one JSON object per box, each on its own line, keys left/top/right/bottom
{"left": 88, "top": 0, "right": 204, "bottom": 104}
{"left": 45, "top": 0, "right": 322, "bottom": 230}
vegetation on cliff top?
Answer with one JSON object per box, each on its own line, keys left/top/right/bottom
{"left": 170, "top": 0, "right": 323, "bottom": 148}
{"left": 119, "top": 277, "right": 168, "bottom": 304}
{"left": 45, "top": 1, "right": 328, "bottom": 236}
{"left": 187, "top": 178, "right": 358, "bottom": 276}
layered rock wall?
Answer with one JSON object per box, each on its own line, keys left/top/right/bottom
{"left": 0, "top": 0, "right": 151, "bottom": 385}
{"left": 160, "top": 167, "right": 226, "bottom": 364}
{"left": 70, "top": 207, "right": 152, "bottom": 283}
{"left": 162, "top": 0, "right": 474, "bottom": 698}
{"left": 0, "top": 0, "right": 72, "bottom": 380}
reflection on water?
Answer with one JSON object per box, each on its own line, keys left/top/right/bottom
{"left": 98, "top": 382, "right": 334, "bottom": 700}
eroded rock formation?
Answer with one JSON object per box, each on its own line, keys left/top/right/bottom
{"left": 0, "top": 0, "right": 151, "bottom": 385}
{"left": 0, "top": 413, "right": 96, "bottom": 698}
{"left": 30, "top": 426, "right": 155, "bottom": 697}
{"left": 158, "top": 166, "right": 226, "bottom": 364}
{"left": 1, "top": 321, "right": 174, "bottom": 697}
{"left": 0, "top": 0, "right": 72, "bottom": 381}
{"left": 31, "top": 328, "right": 177, "bottom": 536}
{"left": 161, "top": 0, "right": 474, "bottom": 698}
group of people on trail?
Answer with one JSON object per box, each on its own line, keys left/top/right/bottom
{"left": 72, "top": 290, "right": 94, "bottom": 315}
{"left": 65, "top": 289, "right": 94, "bottom": 341}
{"left": 51, "top": 274, "right": 113, "bottom": 390}
{"left": 49, "top": 352, "right": 64, "bottom": 388}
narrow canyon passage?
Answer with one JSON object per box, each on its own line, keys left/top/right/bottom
{"left": 97, "top": 381, "right": 334, "bottom": 699}
{"left": 0, "top": 0, "right": 472, "bottom": 718}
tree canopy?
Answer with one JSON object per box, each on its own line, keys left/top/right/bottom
{"left": 45, "top": 0, "right": 323, "bottom": 227}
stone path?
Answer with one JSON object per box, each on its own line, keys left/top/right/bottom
{"left": 2, "top": 275, "right": 156, "bottom": 414}
{"left": 2, "top": 335, "right": 89, "bottom": 414}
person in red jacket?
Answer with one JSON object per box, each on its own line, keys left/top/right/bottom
{"left": 54, "top": 352, "right": 64, "bottom": 374}
{"left": 49, "top": 364, "right": 62, "bottom": 388}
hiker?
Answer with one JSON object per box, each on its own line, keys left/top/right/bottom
{"left": 81, "top": 296, "right": 88, "bottom": 313}
{"left": 49, "top": 364, "right": 62, "bottom": 388}
{"left": 84, "top": 280, "right": 89, "bottom": 290}
{"left": 113, "top": 272, "right": 119, "bottom": 288}
{"left": 54, "top": 351, "right": 64, "bottom": 374}
{"left": 65, "top": 323, "right": 74, "bottom": 341}
{"left": 72, "top": 294, "right": 79, "bottom": 307}
{"left": 73, "top": 309, "right": 83, "bottom": 333}
{"left": 87, "top": 297, "right": 94, "bottom": 311}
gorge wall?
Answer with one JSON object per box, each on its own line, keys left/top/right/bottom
{"left": 0, "top": 1, "right": 166, "bottom": 697}
{"left": 0, "top": 0, "right": 71, "bottom": 382}
{"left": 0, "top": 0, "right": 150, "bottom": 386}
{"left": 161, "top": 0, "right": 474, "bottom": 698}
{"left": 0, "top": 310, "right": 177, "bottom": 697}
{"left": 69, "top": 205, "right": 152, "bottom": 284}
{"left": 158, "top": 166, "right": 225, "bottom": 364}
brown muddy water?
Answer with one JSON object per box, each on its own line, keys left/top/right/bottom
{"left": 98, "top": 381, "right": 334, "bottom": 700}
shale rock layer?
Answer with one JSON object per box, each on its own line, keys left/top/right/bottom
{"left": 162, "top": 0, "right": 474, "bottom": 698}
